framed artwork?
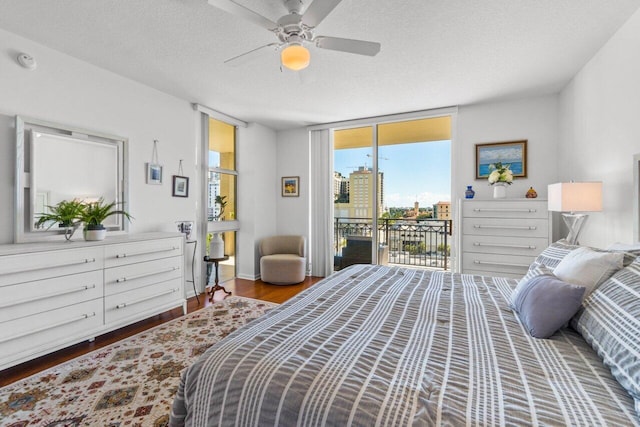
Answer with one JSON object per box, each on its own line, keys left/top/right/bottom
{"left": 172, "top": 175, "right": 189, "bottom": 197}
{"left": 282, "top": 176, "right": 299, "bottom": 197}
{"left": 146, "top": 163, "right": 163, "bottom": 184}
{"left": 475, "top": 140, "right": 527, "bottom": 179}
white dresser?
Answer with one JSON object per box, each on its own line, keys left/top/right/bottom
{"left": 0, "top": 233, "right": 185, "bottom": 370}
{"left": 460, "top": 199, "right": 551, "bottom": 278}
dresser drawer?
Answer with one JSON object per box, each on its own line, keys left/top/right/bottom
{"left": 462, "top": 252, "right": 533, "bottom": 276}
{"left": 0, "top": 270, "right": 103, "bottom": 323}
{"left": 105, "top": 256, "right": 182, "bottom": 296}
{"left": 104, "top": 277, "right": 183, "bottom": 325}
{"left": 462, "top": 218, "right": 548, "bottom": 238}
{"left": 0, "top": 247, "right": 103, "bottom": 286}
{"left": 104, "top": 237, "right": 182, "bottom": 268}
{"left": 0, "top": 298, "right": 103, "bottom": 367}
{"left": 463, "top": 200, "right": 548, "bottom": 219}
{"left": 462, "top": 235, "right": 548, "bottom": 257}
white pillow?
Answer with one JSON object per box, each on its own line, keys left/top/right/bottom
{"left": 553, "top": 247, "right": 624, "bottom": 298}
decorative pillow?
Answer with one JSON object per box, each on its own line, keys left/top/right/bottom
{"left": 572, "top": 259, "right": 640, "bottom": 418}
{"left": 511, "top": 273, "right": 585, "bottom": 339}
{"left": 521, "top": 240, "right": 635, "bottom": 284}
{"left": 553, "top": 246, "right": 624, "bottom": 298}
{"left": 511, "top": 264, "right": 554, "bottom": 307}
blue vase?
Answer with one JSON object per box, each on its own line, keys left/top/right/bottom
{"left": 465, "top": 185, "right": 475, "bottom": 199}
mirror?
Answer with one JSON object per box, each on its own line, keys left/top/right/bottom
{"left": 15, "top": 116, "right": 128, "bottom": 242}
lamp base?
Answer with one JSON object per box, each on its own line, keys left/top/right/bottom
{"left": 561, "top": 213, "right": 589, "bottom": 245}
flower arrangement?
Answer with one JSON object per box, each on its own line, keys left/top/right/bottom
{"left": 487, "top": 162, "right": 514, "bottom": 185}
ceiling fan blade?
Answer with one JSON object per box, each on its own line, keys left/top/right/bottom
{"left": 208, "top": 0, "right": 278, "bottom": 31}
{"left": 301, "top": 0, "right": 342, "bottom": 27}
{"left": 315, "top": 36, "right": 381, "bottom": 56}
{"left": 224, "top": 43, "right": 280, "bottom": 66}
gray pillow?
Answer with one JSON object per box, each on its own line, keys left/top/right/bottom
{"left": 511, "top": 274, "right": 586, "bottom": 339}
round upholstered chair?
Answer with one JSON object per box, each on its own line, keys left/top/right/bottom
{"left": 259, "top": 235, "right": 306, "bottom": 285}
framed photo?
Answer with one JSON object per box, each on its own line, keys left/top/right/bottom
{"left": 282, "top": 176, "right": 299, "bottom": 197}
{"left": 475, "top": 140, "right": 527, "bottom": 179}
{"left": 146, "top": 163, "right": 163, "bottom": 184}
{"left": 172, "top": 175, "right": 189, "bottom": 197}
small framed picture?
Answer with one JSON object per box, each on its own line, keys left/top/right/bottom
{"left": 282, "top": 176, "right": 299, "bottom": 197}
{"left": 172, "top": 175, "right": 189, "bottom": 197}
{"left": 475, "top": 140, "right": 527, "bottom": 179}
{"left": 146, "top": 163, "right": 163, "bottom": 184}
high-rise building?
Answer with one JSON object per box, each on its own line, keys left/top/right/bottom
{"left": 433, "top": 201, "right": 451, "bottom": 220}
{"left": 335, "top": 166, "right": 384, "bottom": 219}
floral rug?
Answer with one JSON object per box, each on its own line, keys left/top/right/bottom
{"left": 0, "top": 297, "right": 277, "bottom": 427}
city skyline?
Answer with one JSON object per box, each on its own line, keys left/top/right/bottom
{"left": 334, "top": 140, "right": 451, "bottom": 208}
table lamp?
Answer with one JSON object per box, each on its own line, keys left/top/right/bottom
{"left": 548, "top": 182, "right": 602, "bottom": 245}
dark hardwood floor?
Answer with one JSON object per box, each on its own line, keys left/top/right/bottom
{"left": 0, "top": 276, "right": 322, "bottom": 387}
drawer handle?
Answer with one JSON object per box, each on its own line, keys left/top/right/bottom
{"left": 473, "top": 208, "right": 538, "bottom": 213}
{"left": 115, "top": 288, "right": 179, "bottom": 309}
{"left": 2, "top": 258, "right": 97, "bottom": 275}
{"left": 0, "top": 284, "right": 97, "bottom": 308}
{"left": 115, "top": 247, "right": 179, "bottom": 259}
{"left": 473, "top": 243, "right": 536, "bottom": 250}
{"left": 115, "top": 266, "right": 180, "bottom": 283}
{"left": 473, "top": 225, "right": 537, "bottom": 230}
{"left": 473, "top": 260, "right": 530, "bottom": 268}
{"left": 0, "top": 312, "right": 96, "bottom": 344}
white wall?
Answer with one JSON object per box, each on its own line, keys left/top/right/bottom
{"left": 236, "top": 123, "right": 278, "bottom": 280}
{"left": 0, "top": 28, "right": 197, "bottom": 246}
{"left": 558, "top": 8, "right": 640, "bottom": 248}
{"left": 276, "top": 128, "right": 311, "bottom": 273}
{"left": 455, "top": 95, "right": 560, "bottom": 203}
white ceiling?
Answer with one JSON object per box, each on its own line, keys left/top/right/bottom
{"left": 1, "top": 0, "right": 639, "bottom": 130}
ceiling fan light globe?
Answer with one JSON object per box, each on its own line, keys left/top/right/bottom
{"left": 281, "top": 45, "right": 310, "bottom": 70}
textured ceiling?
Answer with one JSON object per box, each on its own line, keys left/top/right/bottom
{"left": 1, "top": 0, "right": 639, "bottom": 130}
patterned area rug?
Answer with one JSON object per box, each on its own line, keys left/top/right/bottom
{"left": 0, "top": 297, "right": 277, "bottom": 427}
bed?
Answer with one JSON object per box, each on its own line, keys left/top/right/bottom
{"left": 170, "top": 246, "right": 640, "bottom": 426}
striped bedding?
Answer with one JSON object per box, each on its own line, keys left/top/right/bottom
{"left": 170, "top": 265, "right": 639, "bottom": 426}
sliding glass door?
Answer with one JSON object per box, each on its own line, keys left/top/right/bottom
{"left": 332, "top": 116, "right": 452, "bottom": 271}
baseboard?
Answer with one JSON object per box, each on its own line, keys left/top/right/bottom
{"left": 237, "top": 273, "right": 260, "bottom": 281}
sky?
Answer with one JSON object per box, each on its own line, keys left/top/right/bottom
{"left": 334, "top": 140, "right": 451, "bottom": 209}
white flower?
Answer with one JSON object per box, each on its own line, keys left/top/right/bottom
{"left": 487, "top": 162, "right": 513, "bottom": 185}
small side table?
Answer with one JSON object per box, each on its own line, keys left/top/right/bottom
{"left": 185, "top": 240, "right": 199, "bottom": 304}
{"left": 204, "top": 255, "right": 231, "bottom": 302}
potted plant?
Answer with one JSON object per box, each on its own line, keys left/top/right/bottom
{"left": 80, "top": 198, "right": 132, "bottom": 241}
{"left": 35, "top": 199, "right": 85, "bottom": 240}
{"left": 213, "top": 195, "right": 227, "bottom": 221}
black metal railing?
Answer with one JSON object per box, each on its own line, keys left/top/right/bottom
{"left": 334, "top": 217, "right": 451, "bottom": 270}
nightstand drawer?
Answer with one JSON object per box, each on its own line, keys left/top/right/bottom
{"left": 0, "top": 270, "right": 103, "bottom": 323}
{"left": 462, "top": 218, "right": 548, "bottom": 238}
{"left": 462, "top": 252, "right": 533, "bottom": 276}
{"left": 104, "top": 278, "right": 183, "bottom": 325}
{"left": 104, "top": 256, "right": 182, "bottom": 296}
{"left": 104, "top": 238, "right": 182, "bottom": 268}
{"left": 0, "top": 299, "right": 103, "bottom": 366}
{"left": 462, "top": 235, "right": 548, "bottom": 257}
{"left": 0, "top": 247, "right": 103, "bottom": 286}
{"left": 463, "top": 200, "right": 548, "bottom": 219}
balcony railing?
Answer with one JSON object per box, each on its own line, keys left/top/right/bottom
{"left": 334, "top": 217, "right": 452, "bottom": 270}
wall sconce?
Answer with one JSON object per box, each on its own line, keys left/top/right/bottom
{"left": 548, "top": 181, "right": 602, "bottom": 245}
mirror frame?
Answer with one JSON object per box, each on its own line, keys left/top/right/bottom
{"left": 15, "top": 116, "right": 129, "bottom": 243}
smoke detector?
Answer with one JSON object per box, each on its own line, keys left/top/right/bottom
{"left": 17, "top": 53, "right": 37, "bottom": 70}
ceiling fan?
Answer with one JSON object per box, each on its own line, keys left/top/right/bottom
{"left": 208, "top": 0, "right": 381, "bottom": 71}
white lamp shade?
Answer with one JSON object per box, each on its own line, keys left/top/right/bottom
{"left": 281, "top": 44, "right": 310, "bottom": 71}
{"left": 547, "top": 182, "right": 603, "bottom": 212}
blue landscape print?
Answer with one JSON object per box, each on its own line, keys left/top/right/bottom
{"left": 477, "top": 143, "right": 524, "bottom": 177}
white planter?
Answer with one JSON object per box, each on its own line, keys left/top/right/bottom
{"left": 84, "top": 228, "right": 107, "bottom": 241}
{"left": 493, "top": 183, "right": 508, "bottom": 199}
{"left": 210, "top": 232, "right": 224, "bottom": 258}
